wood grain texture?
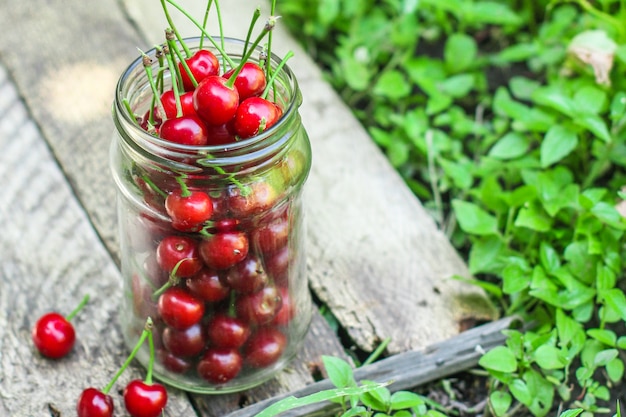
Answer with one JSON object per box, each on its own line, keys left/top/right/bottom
{"left": 0, "top": 64, "right": 194, "bottom": 416}
{"left": 122, "top": 0, "right": 498, "bottom": 354}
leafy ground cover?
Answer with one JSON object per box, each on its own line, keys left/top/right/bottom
{"left": 277, "top": 1, "right": 626, "bottom": 416}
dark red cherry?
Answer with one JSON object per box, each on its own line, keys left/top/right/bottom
{"left": 193, "top": 75, "right": 239, "bottom": 126}
{"left": 223, "top": 62, "right": 267, "bottom": 101}
{"left": 273, "top": 287, "right": 295, "bottom": 326}
{"left": 245, "top": 327, "right": 287, "bottom": 368}
{"left": 186, "top": 267, "right": 230, "bottom": 302}
{"left": 158, "top": 349, "right": 192, "bottom": 374}
{"left": 157, "top": 287, "right": 205, "bottom": 330}
{"left": 159, "top": 115, "right": 209, "bottom": 146}
{"left": 252, "top": 215, "right": 289, "bottom": 255}
{"left": 199, "top": 231, "right": 249, "bottom": 270}
{"left": 227, "top": 181, "right": 279, "bottom": 218}
{"left": 236, "top": 285, "right": 283, "bottom": 325}
{"left": 221, "top": 255, "right": 268, "bottom": 294}
{"left": 197, "top": 348, "right": 243, "bottom": 384}
{"left": 206, "top": 314, "right": 250, "bottom": 349}
{"left": 162, "top": 322, "right": 206, "bottom": 357}
{"left": 179, "top": 49, "right": 220, "bottom": 91}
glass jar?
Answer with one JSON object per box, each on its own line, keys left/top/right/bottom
{"left": 110, "top": 37, "right": 312, "bottom": 393}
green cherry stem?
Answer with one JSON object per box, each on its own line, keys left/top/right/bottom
{"left": 166, "top": 28, "right": 198, "bottom": 91}
{"left": 160, "top": 0, "right": 191, "bottom": 58}
{"left": 66, "top": 294, "right": 90, "bottom": 321}
{"left": 265, "top": 0, "right": 278, "bottom": 82}
{"left": 165, "top": 0, "right": 236, "bottom": 68}
{"left": 140, "top": 51, "right": 167, "bottom": 124}
{"left": 102, "top": 317, "right": 154, "bottom": 395}
{"left": 174, "top": 173, "right": 191, "bottom": 197}
{"left": 151, "top": 258, "right": 188, "bottom": 300}
{"left": 261, "top": 50, "right": 294, "bottom": 100}
{"left": 198, "top": 0, "right": 213, "bottom": 49}
{"left": 163, "top": 42, "right": 184, "bottom": 117}
{"left": 212, "top": 0, "right": 227, "bottom": 71}
{"left": 141, "top": 173, "right": 168, "bottom": 200}
{"left": 242, "top": 7, "right": 262, "bottom": 58}
{"left": 145, "top": 328, "right": 156, "bottom": 385}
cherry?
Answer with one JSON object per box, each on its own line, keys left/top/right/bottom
{"left": 233, "top": 96, "right": 281, "bottom": 139}
{"left": 193, "top": 75, "right": 240, "bottom": 126}
{"left": 265, "top": 245, "right": 291, "bottom": 286}
{"left": 252, "top": 215, "right": 289, "bottom": 255}
{"left": 162, "top": 322, "right": 206, "bottom": 357}
{"left": 205, "top": 122, "right": 237, "bottom": 146}
{"left": 159, "top": 115, "right": 209, "bottom": 146}
{"left": 272, "top": 287, "right": 295, "bottom": 326}
{"left": 159, "top": 90, "right": 196, "bottom": 119}
{"left": 206, "top": 314, "right": 251, "bottom": 349}
{"left": 132, "top": 273, "right": 159, "bottom": 320}
{"left": 156, "top": 235, "right": 203, "bottom": 278}
{"left": 185, "top": 267, "right": 230, "bottom": 302}
{"left": 32, "top": 294, "right": 89, "bottom": 359}
{"left": 221, "top": 254, "right": 269, "bottom": 294}
{"left": 165, "top": 188, "right": 214, "bottom": 232}
{"left": 227, "top": 180, "right": 279, "bottom": 218}
{"left": 245, "top": 327, "right": 287, "bottom": 368}
{"left": 76, "top": 387, "right": 114, "bottom": 417}
{"left": 236, "top": 285, "right": 283, "bottom": 325}
{"left": 197, "top": 348, "right": 243, "bottom": 384}
{"left": 179, "top": 49, "right": 220, "bottom": 91}
{"left": 123, "top": 379, "right": 168, "bottom": 417}
{"left": 199, "top": 230, "right": 249, "bottom": 270}
{"left": 158, "top": 287, "right": 205, "bottom": 330}
{"left": 158, "top": 349, "right": 192, "bottom": 374}
{"left": 224, "top": 62, "right": 267, "bottom": 101}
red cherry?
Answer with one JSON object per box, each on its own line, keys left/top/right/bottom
{"left": 159, "top": 90, "right": 197, "bottom": 119}
{"left": 236, "top": 285, "right": 283, "bottom": 325}
{"left": 205, "top": 122, "right": 237, "bottom": 146}
{"left": 32, "top": 312, "right": 76, "bottom": 359}
{"left": 123, "top": 379, "right": 168, "bottom": 417}
{"left": 193, "top": 75, "right": 239, "bottom": 126}
{"left": 223, "top": 62, "right": 267, "bottom": 101}
{"left": 76, "top": 387, "right": 114, "bottom": 417}
{"left": 186, "top": 267, "right": 230, "bottom": 302}
{"left": 227, "top": 181, "right": 278, "bottom": 218}
{"left": 165, "top": 189, "right": 214, "bottom": 232}
{"left": 159, "top": 115, "right": 209, "bottom": 146}
{"left": 199, "top": 231, "right": 249, "bottom": 270}
{"left": 245, "top": 327, "right": 287, "bottom": 368}
{"left": 158, "top": 349, "right": 192, "bottom": 374}
{"left": 206, "top": 314, "right": 251, "bottom": 349}
{"left": 252, "top": 215, "right": 289, "bottom": 255}
{"left": 156, "top": 235, "right": 203, "bottom": 278}
{"left": 158, "top": 287, "right": 205, "bottom": 330}
{"left": 162, "top": 322, "right": 206, "bottom": 357}
{"left": 179, "top": 49, "right": 220, "bottom": 91}
{"left": 197, "top": 348, "right": 243, "bottom": 384}
{"left": 265, "top": 245, "right": 290, "bottom": 285}
{"left": 233, "top": 97, "right": 280, "bottom": 139}
{"left": 273, "top": 287, "right": 296, "bottom": 326}
{"left": 221, "top": 255, "right": 268, "bottom": 294}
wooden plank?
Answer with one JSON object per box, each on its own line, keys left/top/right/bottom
{"left": 223, "top": 316, "right": 521, "bottom": 417}
{"left": 0, "top": 63, "right": 194, "bottom": 416}
{"left": 123, "top": 0, "right": 499, "bottom": 354}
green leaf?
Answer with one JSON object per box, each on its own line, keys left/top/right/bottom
{"left": 444, "top": 33, "right": 477, "bottom": 73}
{"left": 573, "top": 85, "right": 607, "bottom": 115}
{"left": 389, "top": 391, "right": 424, "bottom": 410}
{"left": 340, "top": 55, "right": 371, "bottom": 91}
{"left": 373, "top": 70, "right": 411, "bottom": 99}
{"left": 558, "top": 409, "right": 584, "bottom": 417}
{"left": 591, "top": 202, "right": 626, "bottom": 229}
{"left": 607, "top": 358, "right": 625, "bottom": 382}
{"left": 479, "top": 346, "right": 518, "bottom": 373}
{"left": 489, "top": 391, "right": 512, "bottom": 416}
{"left": 438, "top": 73, "right": 475, "bottom": 98}
{"left": 452, "top": 200, "right": 499, "bottom": 236}
{"left": 468, "top": 235, "right": 507, "bottom": 274}
{"left": 539, "top": 241, "right": 561, "bottom": 273}
{"left": 610, "top": 91, "right": 626, "bottom": 121}
{"left": 489, "top": 132, "right": 529, "bottom": 160}
{"left": 323, "top": 356, "right": 355, "bottom": 388}
{"left": 532, "top": 86, "right": 574, "bottom": 116}
{"left": 509, "top": 378, "right": 532, "bottom": 405}
{"left": 587, "top": 329, "right": 617, "bottom": 347}
{"left": 534, "top": 345, "right": 566, "bottom": 369}
{"left": 594, "top": 349, "right": 618, "bottom": 367}
{"left": 514, "top": 204, "right": 552, "bottom": 232}
{"left": 502, "top": 264, "right": 530, "bottom": 294}
{"left": 575, "top": 115, "right": 612, "bottom": 143}
{"left": 463, "top": 2, "right": 522, "bottom": 26}
{"left": 540, "top": 125, "right": 578, "bottom": 168}
{"left": 600, "top": 289, "right": 626, "bottom": 321}
{"left": 359, "top": 380, "right": 391, "bottom": 411}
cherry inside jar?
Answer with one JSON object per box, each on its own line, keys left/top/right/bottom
{"left": 110, "top": 37, "right": 312, "bottom": 393}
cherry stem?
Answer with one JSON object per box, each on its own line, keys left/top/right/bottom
{"left": 140, "top": 50, "right": 167, "bottom": 124}
{"left": 165, "top": 0, "right": 236, "bottom": 68}
{"left": 102, "top": 317, "right": 154, "bottom": 395}
{"left": 261, "top": 50, "right": 294, "bottom": 100}
{"left": 145, "top": 329, "right": 155, "bottom": 385}
{"left": 167, "top": 28, "right": 197, "bottom": 91}
{"left": 242, "top": 7, "right": 261, "bottom": 58}
{"left": 174, "top": 174, "right": 191, "bottom": 197}
{"left": 198, "top": 0, "right": 213, "bottom": 50}
{"left": 266, "top": 0, "right": 278, "bottom": 84}
{"left": 151, "top": 258, "right": 188, "bottom": 300}
{"left": 196, "top": 153, "right": 250, "bottom": 196}
{"left": 160, "top": 0, "right": 191, "bottom": 58}
{"left": 163, "top": 43, "right": 184, "bottom": 117}
{"left": 224, "top": 19, "right": 275, "bottom": 90}
{"left": 141, "top": 173, "right": 168, "bottom": 199}
{"left": 65, "top": 294, "right": 90, "bottom": 321}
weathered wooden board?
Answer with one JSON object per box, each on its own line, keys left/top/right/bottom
{"left": 0, "top": 63, "right": 194, "bottom": 416}
{"left": 123, "top": 0, "right": 498, "bottom": 354}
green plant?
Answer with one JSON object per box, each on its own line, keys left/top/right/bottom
{"left": 282, "top": 0, "right": 626, "bottom": 416}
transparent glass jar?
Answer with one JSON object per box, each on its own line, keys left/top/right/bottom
{"left": 110, "top": 37, "right": 312, "bottom": 393}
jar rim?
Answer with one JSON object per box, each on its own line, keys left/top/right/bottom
{"left": 113, "top": 36, "right": 301, "bottom": 156}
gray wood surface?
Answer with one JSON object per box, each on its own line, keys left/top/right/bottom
{"left": 0, "top": 0, "right": 499, "bottom": 416}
